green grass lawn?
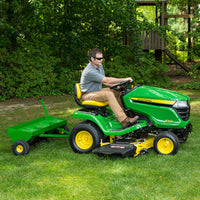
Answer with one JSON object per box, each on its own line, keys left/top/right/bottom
{"left": 0, "top": 91, "right": 200, "bottom": 200}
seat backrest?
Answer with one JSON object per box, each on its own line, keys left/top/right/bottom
{"left": 76, "top": 83, "right": 82, "bottom": 99}
{"left": 74, "top": 83, "right": 82, "bottom": 106}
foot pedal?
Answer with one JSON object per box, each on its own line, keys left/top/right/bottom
{"left": 93, "top": 143, "right": 136, "bottom": 157}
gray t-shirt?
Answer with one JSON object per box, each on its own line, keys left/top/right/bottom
{"left": 80, "top": 62, "right": 105, "bottom": 93}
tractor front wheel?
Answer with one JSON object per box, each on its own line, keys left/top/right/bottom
{"left": 69, "top": 122, "right": 101, "bottom": 153}
{"left": 154, "top": 132, "right": 179, "bottom": 155}
{"left": 12, "top": 140, "right": 30, "bottom": 155}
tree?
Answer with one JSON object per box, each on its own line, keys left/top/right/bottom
{"left": 0, "top": 0, "right": 171, "bottom": 100}
{"left": 169, "top": 0, "right": 200, "bottom": 61}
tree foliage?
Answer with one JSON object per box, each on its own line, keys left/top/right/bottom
{"left": 168, "top": 0, "right": 200, "bottom": 61}
{"left": 1, "top": 0, "right": 198, "bottom": 100}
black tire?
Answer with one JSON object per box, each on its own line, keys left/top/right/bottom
{"left": 84, "top": 120, "right": 107, "bottom": 142}
{"left": 69, "top": 122, "right": 101, "bottom": 153}
{"left": 154, "top": 132, "right": 179, "bottom": 155}
{"left": 77, "top": 120, "right": 107, "bottom": 141}
{"left": 12, "top": 140, "right": 30, "bottom": 155}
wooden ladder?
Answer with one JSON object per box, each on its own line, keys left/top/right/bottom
{"left": 165, "top": 49, "right": 190, "bottom": 72}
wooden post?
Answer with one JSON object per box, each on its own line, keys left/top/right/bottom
{"left": 155, "top": 1, "right": 165, "bottom": 62}
{"left": 188, "top": 2, "right": 192, "bottom": 62}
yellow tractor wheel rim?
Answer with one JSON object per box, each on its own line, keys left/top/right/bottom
{"left": 157, "top": 138, "right": 174, "bottom": 154}
{"left": 75, "top": 131, "right": 93, "bottom": 150}
{"left": 16, "top": 144, "right": 24, "bottom": 153}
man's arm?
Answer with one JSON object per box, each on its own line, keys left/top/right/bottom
{"left": 102, "top": 77, "right": 133, "bottom": 87}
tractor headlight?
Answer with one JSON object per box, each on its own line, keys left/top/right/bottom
{"left": 173, "top": 101, "right": 189, "bottom": 109}
{"left": 173, "top": 101, "right": 190, "bottom": 121}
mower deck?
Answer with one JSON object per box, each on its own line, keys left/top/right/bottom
{"left": 93, "top": 143, "right": 137, "bottom": 157}
{"left": 93, "top": 135, "right": 155, "bottom": 157}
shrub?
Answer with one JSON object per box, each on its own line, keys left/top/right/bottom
{"left": 1, "top": 42, "right": 60, "bottom": 99}
{"left": 178, "top": 81, "right": 200, "bottom": 90}
{"left": 178, "top": 62, "right": 200, "bottom": 90}
{"left": 56, "top": 68, "right": 81, "bottom": 95}
{"left": 105, "top": 50, "right": 172, "bottom": 88}
{"left": 193, "top": 44, "right": 200, "bottom": 58}
{"left": 0, "top": 41, "right": 83, "bottom": 100}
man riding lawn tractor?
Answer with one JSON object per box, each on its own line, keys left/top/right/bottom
{"left": 69, "top": 48, "right": 192, "bottom": 157}
{"left": 80, "top": 48, "right": 139, "bottom": 128}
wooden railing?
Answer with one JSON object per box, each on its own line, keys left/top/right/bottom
{"left": 141, "top": 31, "right": 165, "bottom": 50}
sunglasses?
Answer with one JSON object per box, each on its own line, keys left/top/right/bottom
{"left": 95, "top": 57, "right": 103, "bottom": 60}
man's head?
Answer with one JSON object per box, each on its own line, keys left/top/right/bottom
{"left": 89, "top": 48, "right": 103, "bottom": 68}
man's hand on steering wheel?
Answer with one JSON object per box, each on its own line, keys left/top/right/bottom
{"left": 110, "top": 79, "right": 131, "bottom": 91}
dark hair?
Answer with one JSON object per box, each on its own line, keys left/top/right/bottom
{"left": 89, "top": 48, "right": 102, "bottom": 60}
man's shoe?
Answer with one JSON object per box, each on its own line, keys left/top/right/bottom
{"left": 121, "top": 116, "right": 139, "bottom": 128}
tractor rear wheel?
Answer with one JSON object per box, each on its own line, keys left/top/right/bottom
{"left": 154, "top": 132, "right": 179, "bottom": 155}
{"left": 69, "top": 122, "right": 101, "bottom": 153}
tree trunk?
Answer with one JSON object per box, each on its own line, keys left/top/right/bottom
{"left": 187, "top": 1, "right": 192, "bottom": 62}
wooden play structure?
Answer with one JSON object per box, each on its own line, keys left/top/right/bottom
{"left": 135, "top": 0, "right": 192, "bottom": 72}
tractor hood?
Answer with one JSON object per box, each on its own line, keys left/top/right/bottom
{"left": 128, "top": 85, "right": 189, "bottom": 105}
{"left": 123, "top": 85, "right": 190, "bottom": 128}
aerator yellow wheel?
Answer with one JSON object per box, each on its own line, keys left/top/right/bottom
{"left": 16, "top": 144, "right": 24, "bottom": 153}
{"left": 12, "top": 140, "right": 30, "bottom": 155}
{"left": 70, "top": 122, "right": 101, "bottom": 153}
{"left": 154, "top": 132, "right": 179, "bottom": 155}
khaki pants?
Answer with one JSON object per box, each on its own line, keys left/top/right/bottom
{"left": 82, "top": 88, "right": 127, "bottom": 122}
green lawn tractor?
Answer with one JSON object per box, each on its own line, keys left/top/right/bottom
{"left": 70, "top": 81, "right": 192, "bottom": 157}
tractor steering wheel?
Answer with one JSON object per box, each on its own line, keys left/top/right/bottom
{"left": 110, "top": 80, "right": 131, "bottom": 91}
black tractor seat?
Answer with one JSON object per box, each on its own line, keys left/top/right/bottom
{"left": 74, "top": 83, "right": 109, "bottom": 110}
